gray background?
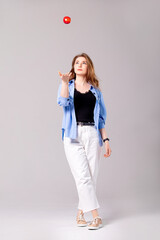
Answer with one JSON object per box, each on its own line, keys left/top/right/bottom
{"left": 0, "top": 0, "right": 160, "bottom": 239}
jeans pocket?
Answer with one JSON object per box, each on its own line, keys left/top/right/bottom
{"left": 64, "top": 133, "right": 79, "bottom": 145}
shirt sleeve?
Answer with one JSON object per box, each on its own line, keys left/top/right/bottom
{"left": 57, "top": 83, "right": 73, "bottom": 107}
{"left": 98, "top": 90, "right": 107, "bottom": 129}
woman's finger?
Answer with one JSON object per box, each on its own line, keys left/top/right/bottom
{"left": 58, "top": 71, "right": 62, "bottom": 76}
{"left": 104, "top": 147, "right": 112, "bottom": 157}
{"left": 104, "top": 153, "right": 108, "bottom": 157}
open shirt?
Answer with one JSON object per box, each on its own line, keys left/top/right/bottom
{"left": 57, "top": 79, "right": 107, "bottom": 147}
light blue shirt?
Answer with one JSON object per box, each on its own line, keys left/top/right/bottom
{"left": 57, "top": 79, "right": 107, "bottom": 147}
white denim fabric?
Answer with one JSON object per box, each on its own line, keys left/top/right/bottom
{"left": 63, "top": 125, "right": 102, "bottom": 213}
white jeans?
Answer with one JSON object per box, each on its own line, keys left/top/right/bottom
{"left": 63, "top": 125, "right": 102, "bottom": 213}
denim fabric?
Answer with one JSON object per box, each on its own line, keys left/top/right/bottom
{"left": 63, "top": 125, "right": 102, "bottom": 213}
{"left": 57, "top": 79, "right": 107, "bottom": 147}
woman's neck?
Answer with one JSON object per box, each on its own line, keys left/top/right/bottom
{"left": 75, "top": 76, "right": 87, "bottom": 86}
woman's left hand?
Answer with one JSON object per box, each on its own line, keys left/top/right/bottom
{"left": 104, "top": 141, "right": 112, "bottom": 157}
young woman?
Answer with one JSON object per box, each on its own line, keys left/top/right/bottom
{"left": 57, "top": 53, "right": 111, "bottom": 230}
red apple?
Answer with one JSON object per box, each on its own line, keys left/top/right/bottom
{"left": 63, "top": 16, "right": 71, "bottom": 24}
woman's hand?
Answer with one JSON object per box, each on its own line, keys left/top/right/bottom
{"left": 58, "top": 71, "right": 72, "bottom": 84}
{"left": 104, "top": 141, "right": 112, "bottom": 158}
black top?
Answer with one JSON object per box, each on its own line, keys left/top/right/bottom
{"left": 74, "top": 88, "right": 96, "bottom": 123}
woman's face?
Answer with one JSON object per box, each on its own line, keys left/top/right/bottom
{"left": 74, "top": 57, "right": 88, "bottom": 76}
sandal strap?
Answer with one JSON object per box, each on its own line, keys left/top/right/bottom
{"left": 94, "top": 216, "right": 102, "bottom": 220}
{"left": 76, "top": 213, "right": 85, "bottom": 221}
{"left": 90, "top": 216, "right": 102, "bottom": 224}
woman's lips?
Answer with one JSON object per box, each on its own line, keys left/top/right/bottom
{"left": 78, "top": 69, "right": 82, "bottom": 70}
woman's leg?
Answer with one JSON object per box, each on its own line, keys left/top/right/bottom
{"left": 63, "top": 127, "right": 100, "bottom": 213}
{"left": 91, "top": 209, "right": 99, "bottom": 218}
{"left": 77, "top": 209, "right": 99, "bottom": 219}
{"left": 84, "top": 126, "right": 102, "bottom": 221}
{"left": 77, "top": 209, "right": 83, "bottom": 216}
{"left": 84, "top": 126, "right": 102, "bottom": 191}
{"left": 77, "top": 208, "right": 99, "bottom": 219}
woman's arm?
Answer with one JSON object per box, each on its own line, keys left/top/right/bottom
{"left": 98, "top": 90, "right": 112, "bottom": 158}
{"left": 60, "top": 81, "right": 69, "bottom": 98}
{"left": 99, "top": 127, "right": 108, "bottom": 140}
{"left": 57, "top": 71, "right": 73, "bottom": 107}
{"left": 98, "top": 90, "right": 107, "bottom": 129}
{"left": 57, "top": 83, "right": 71, "bottom": 107}
{"left": 99, "top": 127, "right": 111, "bottom": 157}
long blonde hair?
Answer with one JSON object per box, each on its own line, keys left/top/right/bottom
{"left": 69, "top": 53, "right": 101, "bottom": 91}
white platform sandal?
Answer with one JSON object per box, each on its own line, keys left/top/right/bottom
{"left": 87, "top": 216, "right": 103, "bottom": 230}
{"left": 76, "top": 211, "right": 88, "bottom": 227}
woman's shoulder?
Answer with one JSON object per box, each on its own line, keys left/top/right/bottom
{"left": 94, "top": 87, "right": 102, "bottom": 97}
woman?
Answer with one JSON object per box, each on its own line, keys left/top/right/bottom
{"left": 57, "top": 53, "right": 111, "bottom": 230}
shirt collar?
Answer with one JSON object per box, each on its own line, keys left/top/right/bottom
{"left": 69, "top": 79, "right": 99, "bottom": 100}
{"left": 69, "top": 79, "right": 94, "bottom": 88}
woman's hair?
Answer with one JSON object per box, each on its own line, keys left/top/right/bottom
{"left": 69, "top": 53, "right": 101, "bottom": 91}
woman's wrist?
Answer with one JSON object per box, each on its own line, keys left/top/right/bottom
{"left": 62, "top": 80, "right": 69, "bottom": 85}
{"left": 103, "top": 138, "right": 110, "bottom": 143}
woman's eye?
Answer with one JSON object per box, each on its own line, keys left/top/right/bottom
{"left": 76, "top": 62, "right": 86, "bottom": 64}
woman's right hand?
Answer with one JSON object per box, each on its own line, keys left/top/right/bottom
{"left": 58, "top": 71, "right": 72, "bottom": 84}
